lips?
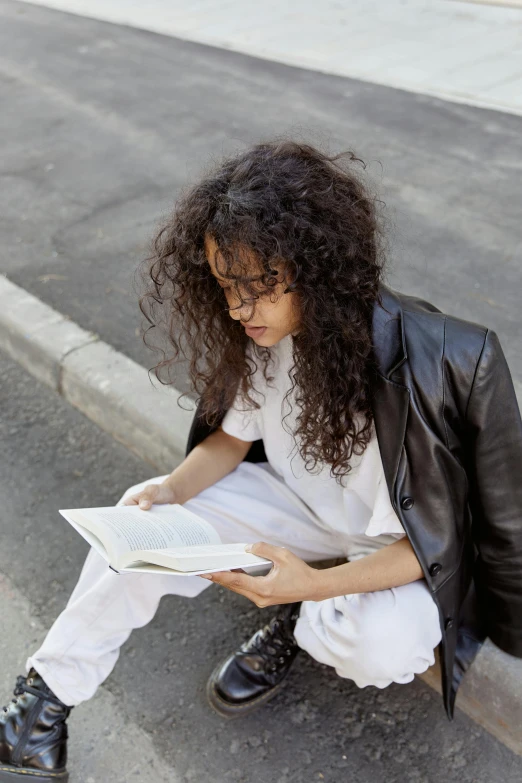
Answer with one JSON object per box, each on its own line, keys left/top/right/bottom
{"left": 243, "top": 325, "right": 267, "bottom": 336}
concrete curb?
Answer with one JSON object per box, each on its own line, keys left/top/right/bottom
{"left": 1, "top": 274, "right": 521, "bottom": 756}
{"left": 0, "top": 275, "right": 195, "bottom": 473}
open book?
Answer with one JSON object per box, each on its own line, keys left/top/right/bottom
{"left": 59, "top": 504, "right": 273, "bottom": 576}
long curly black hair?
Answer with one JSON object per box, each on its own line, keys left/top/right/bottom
{"left": 138, "top": 138, "right": 388, "bottom": 483}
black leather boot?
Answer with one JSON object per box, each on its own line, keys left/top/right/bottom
{"left": 207, "top": 601, "right": 302, "bottom": 718}
{"left": 0, "top": 668, "right": 73, "bottom": 782}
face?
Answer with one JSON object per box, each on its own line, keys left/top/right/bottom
{"left": 204, "top": 234, "right": 301, "bottom": 347}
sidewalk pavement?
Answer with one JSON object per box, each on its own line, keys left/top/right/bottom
{"left": 1, "top": 273, "right": 521, "bottom": 757}
{"left": 0, "top": 571, "right": 177, "bottom": 783}
{"left": 2, "top": 0, "right": 521, "bottom": 387}
{"left": 16, "top": 0, "right": 522, "bottom": 116}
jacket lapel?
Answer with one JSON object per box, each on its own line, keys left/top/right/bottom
{"left": 370, "top": 285, "right": 411, "bottom": 507}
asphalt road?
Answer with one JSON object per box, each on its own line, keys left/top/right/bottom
{"left": 2, "top": 3, "right": 522, "bottom": 780}
{"left": 0, "top": 0, "right": 521, "bottom": 400}
{"left": 2, "top": 348, "right": 522, "bottom": 782}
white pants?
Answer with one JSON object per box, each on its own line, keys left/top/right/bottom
{"left": 26, "top": 461, "right": 442, "bottom": 707}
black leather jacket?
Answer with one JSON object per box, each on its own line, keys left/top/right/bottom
{"left": 184, "top": 283, "right": 522, "bottom": 720}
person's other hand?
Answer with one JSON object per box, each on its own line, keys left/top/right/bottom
{"left": 122, "top": 482, "right": 177, "bottom": 510}
{"left": 199, "top": 542, "right": 320, "bottom": 606}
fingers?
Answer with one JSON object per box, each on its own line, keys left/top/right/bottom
{"left": 138, "top": 492, "right": 155, "bottom": 509}
{"left": 201, "top": 570, "right": 272, "bottom": 607}
{"left": 204, "top": 569, "right": 274, "bottom": 602}
{"left": 197, "top": 545, "right": 301, "bottom": 609}
{"left": 122, "top": 493, "right": 141, "bottom": 506}
{"left": 122, "top": 485, "right": 158, "bottom": 509}
{"left": 203, "top": 570, "right": 260, "bottom": 592}
{"left": 245, "top": 541, "right": 289, "bottom": 563}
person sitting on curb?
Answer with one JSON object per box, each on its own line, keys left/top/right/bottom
{"left": 2, "top": 138, "right": 521, "bottom": 782}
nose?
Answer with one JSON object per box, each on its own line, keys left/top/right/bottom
{"left": 226, "top": 292, "right": 255, "bottom": 322}
{"left": 231, "top": 306, "right": 254, "bottom": 323}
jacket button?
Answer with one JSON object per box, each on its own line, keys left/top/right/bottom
{"left": 429, "top": 563, "right": 442, "bottom": 577}
{"left": 445, "top": 618, "right": 454, "bottom": 631}
{"left": 401, "top": 496, "right": 414, "bottom": 510}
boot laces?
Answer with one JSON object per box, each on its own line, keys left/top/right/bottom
{"left": 2, "top": 675, "right": 28, "bottom": 713}
{"left": 250, "top": 617, "right": 298, "bottom": 674}
{"left": 2, "top": 674, "right": 67, "bottom": 713}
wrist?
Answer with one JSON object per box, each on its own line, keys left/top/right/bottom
{"left": 308, "top": 562, "right": 351, "bottom": 602}
{"left": 161, "top": 474, "right": 186, "bottom": 504}
{"left": 307, "top": 564, "right": 334, "bottom": 602}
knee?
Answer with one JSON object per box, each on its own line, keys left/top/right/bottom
{"left": 297, "top": 590, "right": 440, "bottom": 688}
{"left": 332, "top": 593, "right": 440, "bottom": 686}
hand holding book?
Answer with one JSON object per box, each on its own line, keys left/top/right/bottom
{"left": 121, "top": 481, "right": 178, "bottom": 510}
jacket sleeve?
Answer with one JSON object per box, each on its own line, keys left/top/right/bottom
{"left": 465, "top": 328, "right": 522, "bottom": 657}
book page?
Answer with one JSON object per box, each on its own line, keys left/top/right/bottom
{"left": 64, "top": 514, "right": 112, "bottom": 563}
{"left": 139, "top": 543, "right": 273, "bottom": 573}
{"left": 120, "top": 557, "right": 274, "bottom": 576}
{"left": 59, "top": 505, "right": 221, "bottom": 568}
{"left": 149, "top": 543, "right": 260, "bottom": 558}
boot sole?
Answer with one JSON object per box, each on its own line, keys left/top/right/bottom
{"left": 206, "top": 659, "right": 286, "bottom": 719}
{"left": 0, "top": 765, "right": 68, "bottom": 782}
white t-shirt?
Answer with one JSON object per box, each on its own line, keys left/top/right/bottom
{"left": 221, "top": 334, "right": 406, "bottom": 561}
